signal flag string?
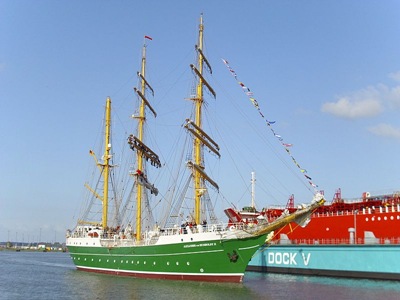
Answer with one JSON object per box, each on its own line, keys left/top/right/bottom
{"left": 222, "top": 58, "right": 318, "bottom": 192}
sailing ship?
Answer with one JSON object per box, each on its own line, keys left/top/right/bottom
{"left": 66, "top": 15, "right": 325, "bottom": 283}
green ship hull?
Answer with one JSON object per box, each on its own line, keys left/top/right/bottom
{"left": 67, "top": 233, "right": 267, "bottom": 282}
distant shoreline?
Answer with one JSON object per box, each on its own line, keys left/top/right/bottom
{"left": 0, "top": 248, "right": 67, "bottom": 252}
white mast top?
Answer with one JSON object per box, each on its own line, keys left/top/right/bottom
{"left": 251, "top": 171, "right": 256, "bottom": 209}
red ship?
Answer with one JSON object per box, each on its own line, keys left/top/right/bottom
{"left": 225, "top": 188, "right": 400, "bottom": 245}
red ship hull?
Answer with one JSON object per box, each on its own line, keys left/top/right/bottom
{"left": 225, "top": 189, "right": 400, "bottom": 245}
{"left": 276, "top": 208, "right": 400, "bottom": 244}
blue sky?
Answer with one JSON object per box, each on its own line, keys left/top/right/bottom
{"left": 1, "top": 1, "right": 400, "bottom": 243}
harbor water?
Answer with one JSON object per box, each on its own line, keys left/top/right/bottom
{"left": 1, "top": 251, "right": 400, "bottom": 300}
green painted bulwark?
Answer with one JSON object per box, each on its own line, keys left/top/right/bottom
{"left": 68, "top": 235, "right": 266, "bottom": 282}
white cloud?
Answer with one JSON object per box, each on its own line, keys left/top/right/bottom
{"left": 388, "top": 85, "right": 400, "bottom": 109}
{"left": 322, "top": 73, "right": 400, "bottom": 140}
{"left": 368, "top": 123, "right": 400, "bottom": 140}
{"left": 322, "top": 72, "right": 400, "bottom": 119}
{"left": 389, "top": 71, "right": 400, "bottom": 82}
{"left": 321, "top": 86, "right": 383, "bottom": 119}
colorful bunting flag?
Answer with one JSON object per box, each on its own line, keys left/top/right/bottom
{"left": 222, "top": 58, "right": 319, "bottom": 191}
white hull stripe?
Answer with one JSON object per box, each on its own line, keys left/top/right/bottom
{"left": 78, "top": 265, "right": 243, "bottom": 277}
{"left": 238, "top": 244, "right": 260, "bottom": 251}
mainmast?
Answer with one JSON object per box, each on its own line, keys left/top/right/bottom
{"left": 102, "top": 97, "right": 112, "bottom": 228}
{"left": 128, "top": 37, "right": 160, "bottom": 241}
{"left": 187, "top": 14, "right": 218, "bottom": 225}
{"left": 136, "top": 42, "right": 147, "bottom": 241}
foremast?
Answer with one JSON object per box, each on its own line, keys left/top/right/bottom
{"left": 102, "top": 97, "right": 112, "bottom": 228}
{"left": 129, "top": 37, "right": 160, "bottom": 241}
{"left": 187, "top": 14, "right": 219, "bottom": 225}
{"left": 77, "top": 97, "right": 113, "bottom": 229}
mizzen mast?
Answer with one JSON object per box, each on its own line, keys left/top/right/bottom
{"left": 128, "top": 37, "right": 160, "bottom": 241}
{"left": 187, "top": 14, "right": 219, "bottom": 225}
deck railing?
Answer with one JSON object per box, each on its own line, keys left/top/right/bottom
{"left": 309, "top": 204, "right": 400, "bottom": 218}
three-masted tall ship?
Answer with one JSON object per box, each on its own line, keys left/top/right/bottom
{"left": 66, "top": 15, "right": 324, "bottom": 283}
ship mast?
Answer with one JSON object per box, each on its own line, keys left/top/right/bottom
{"left": 136, "top": 42, "right": 147, "bottom": 240}
{"left": 102, "top": 97, "right": 112, "bottom": 228}
{"left": 251, "top": 171, "right": 256, "bottom": 209}
{"left": 194, "top": 15, "right": 205, "bottom": 225}
{"left": 188, "top": 14, "right": 218, "bottom": 225}
{"left": 129, "top": 37, "right": 160, "bottom": 241}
